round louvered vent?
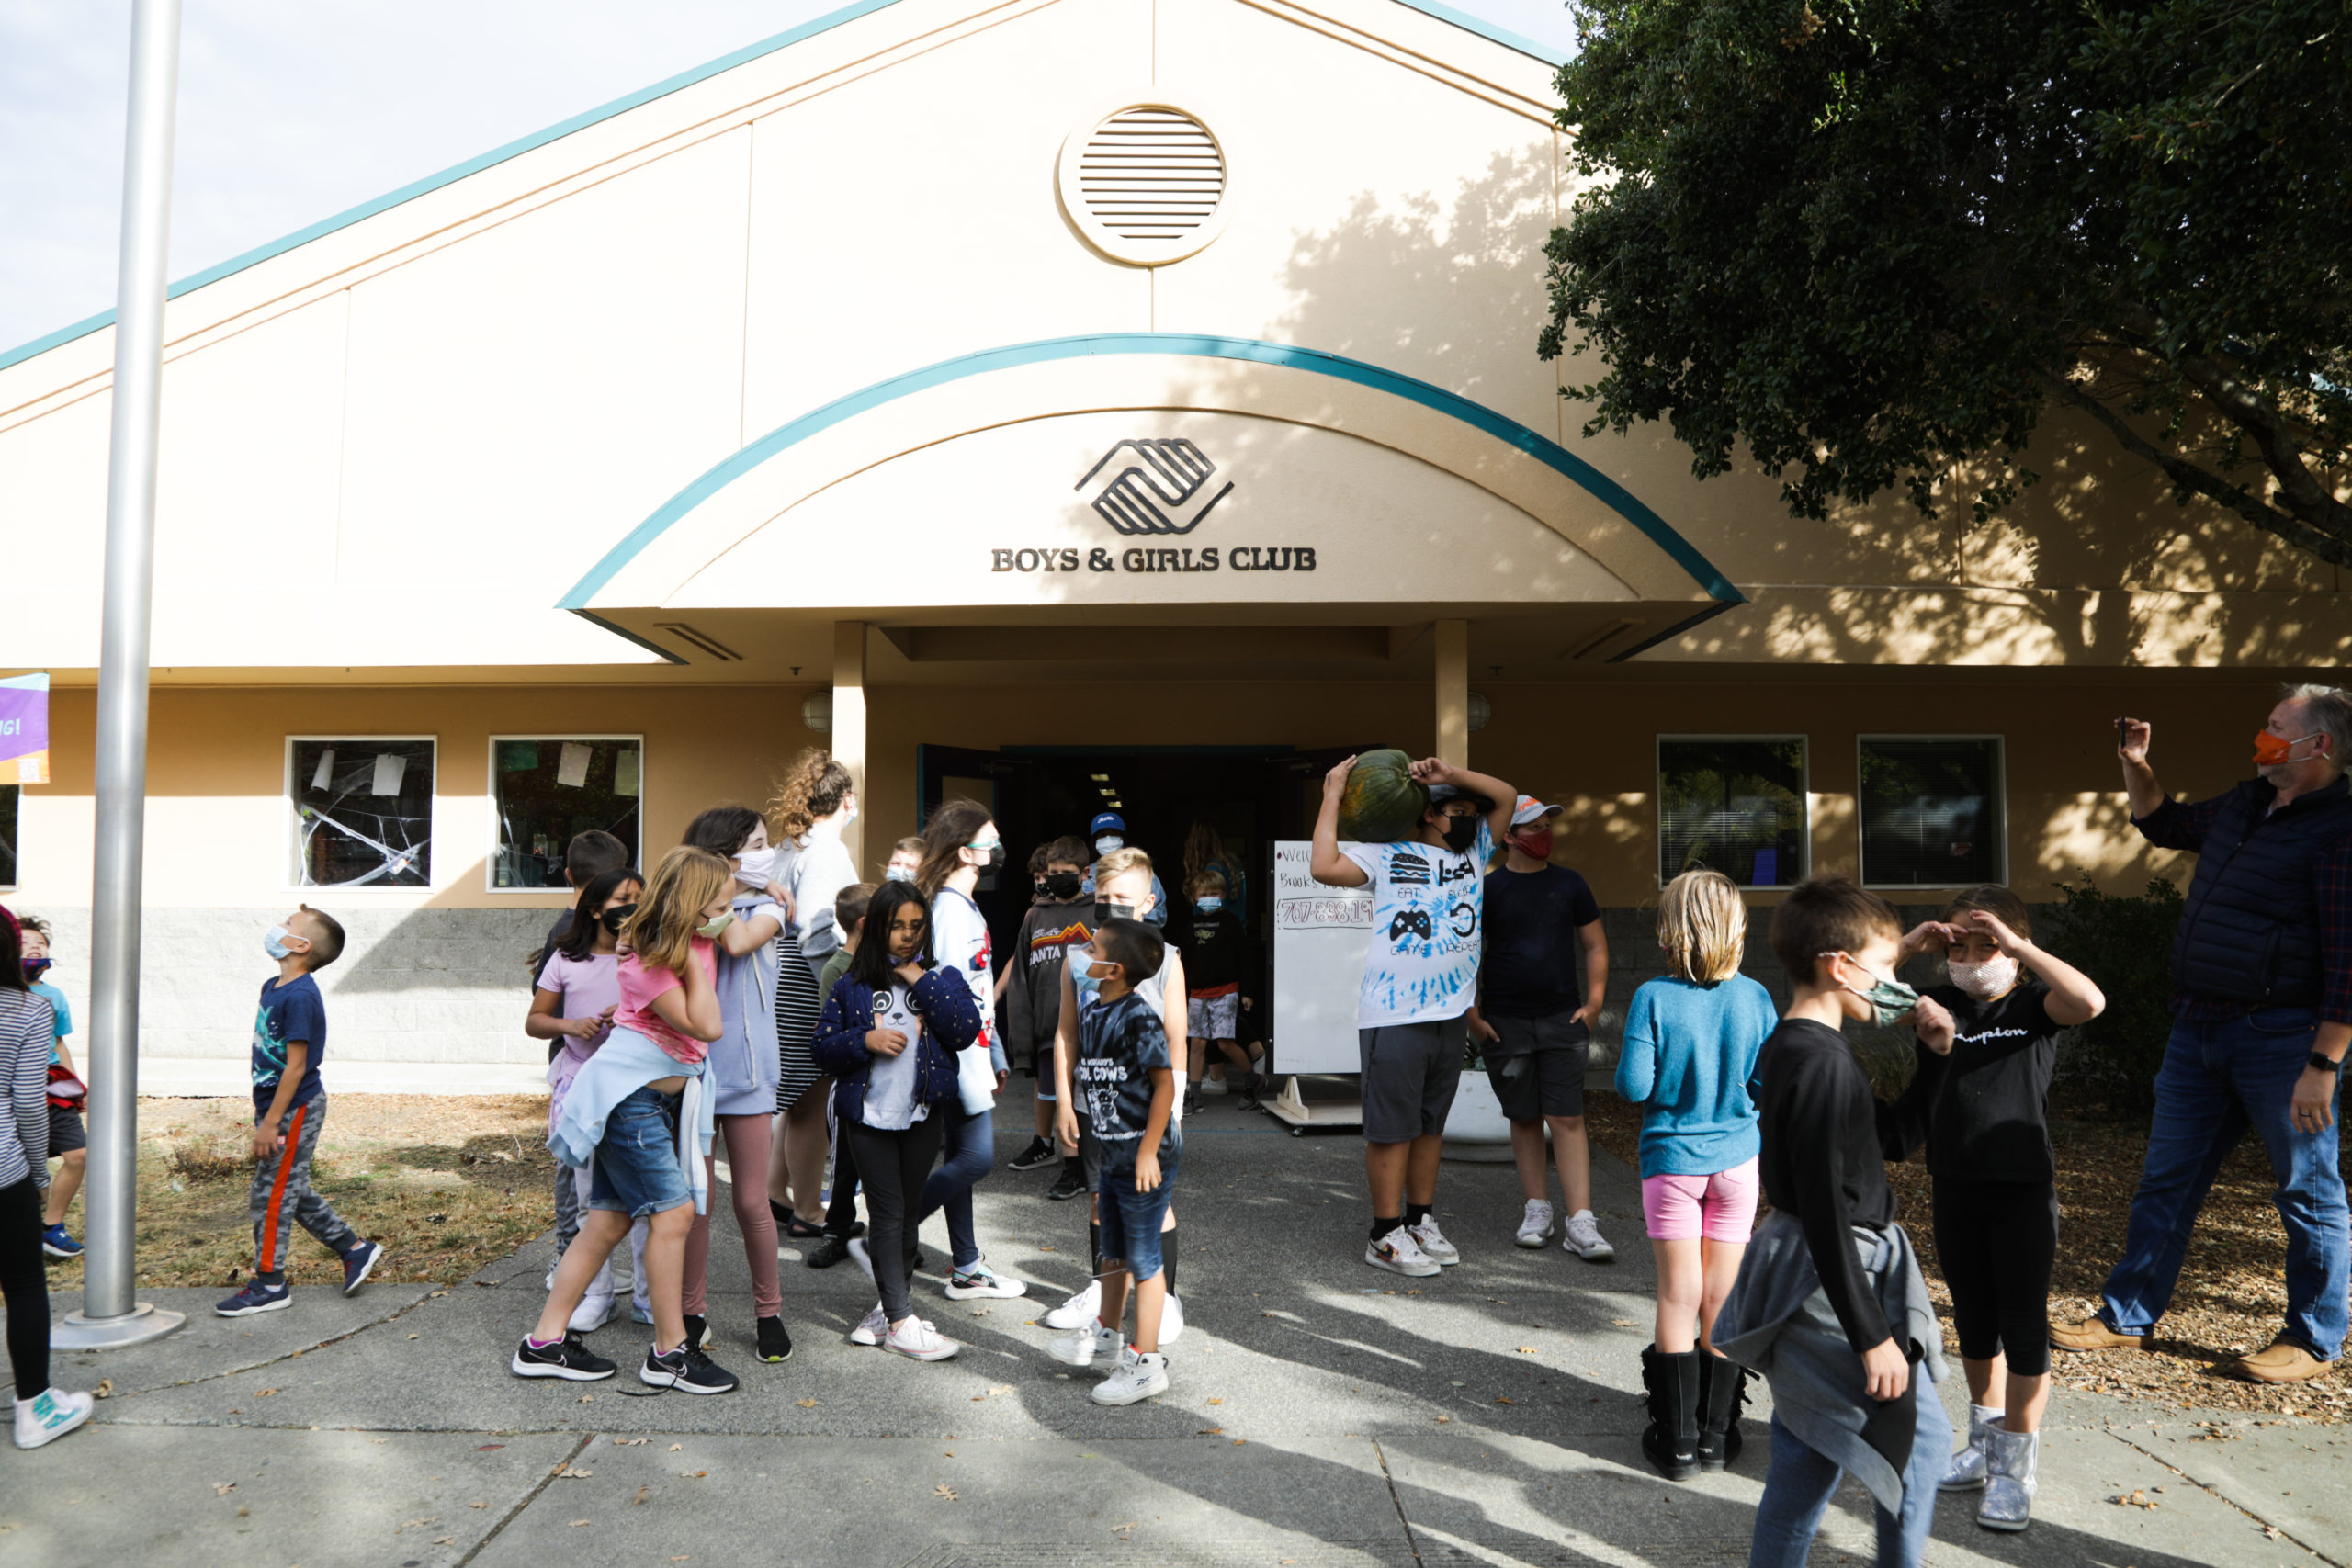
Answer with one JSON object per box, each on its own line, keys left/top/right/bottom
{"left": 1057, "top": 100, "right": 1232, "bottom": 266}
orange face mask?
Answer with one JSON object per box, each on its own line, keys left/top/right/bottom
{"left": 2254, "top": 730, "right": 2323, "bottom": 766}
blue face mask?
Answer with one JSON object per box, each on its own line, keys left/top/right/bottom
{"left": 883, "top": 866, "right": 914, "bottom": 882}
{"left": 264, "top": 926, "right": 298, "bottom": 961}
{"left": 1069, "top": 956, "right": 1107, "bottom": 995}
{"left": 1194, "top": 897, "right": 1224, "bottom": 915}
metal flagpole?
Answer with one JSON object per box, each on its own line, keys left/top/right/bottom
{"left": 54, "top": 0, "right": 188, "bottom": 1350}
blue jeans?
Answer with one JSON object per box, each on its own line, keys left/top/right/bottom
{"left": 915, "top": 1102, "right": 991, "bottom": 1270}
{"left": 2099, "top": 1009, "right": 2349, "bottom": 1359}
{"left": 1748, "top": 1374, "right": 1949, "bottom": 1568}
{"left": 1099, "top": 1133, "right": 1182, "bottom": 1283}
{"left": 587, "top": 1087, "right": 693, "bottom": 1219}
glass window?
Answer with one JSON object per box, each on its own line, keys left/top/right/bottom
{"left": 1860, "top": 737, "right": 2004, "bottom": 887}
{"left": 1658, "top": 737, "right": 1807, "bottom": 888}
{"left": 490, "top": 738, "right": 643, "bottom": 890}
{"left": 289, "top": 739, "right": 435, "bottom": 887}
{"left": 0, "top": 784, "right": 17, "bottom": 888}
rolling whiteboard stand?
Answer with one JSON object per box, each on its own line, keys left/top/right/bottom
{"left": 1268, "top": 841, "right": 1370, "bottom": 1134}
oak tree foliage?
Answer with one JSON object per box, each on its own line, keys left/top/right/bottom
{"left": 1539, "top": 0, "right": 2352, "bottom": 564}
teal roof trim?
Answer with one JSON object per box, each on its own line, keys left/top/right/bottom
{"left": 0, "top": 0, "right": 1562, "bottom": 377}
{"left": 558, "top": 332, "right": 1739, "bottom": 611}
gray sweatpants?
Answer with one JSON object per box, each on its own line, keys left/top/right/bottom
{"left": 248, "top": 1094, "right": 358, "bottom": 1280}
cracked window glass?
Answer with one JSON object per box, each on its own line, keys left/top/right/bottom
{"left": 288, "top": 739, "right": 435, "bottom": 887}
{"left": 1658, "top": 738, "right": 1806, "bottom": 888}
{"left": 491, "top": 739, "right": 642, "bottom": 889}
{"left": 1860, "top": 737, "right": 2003, "bottom": 887}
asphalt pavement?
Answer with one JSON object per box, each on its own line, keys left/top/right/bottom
{"left": 3, "top": 1092, "right": 2342, "bottom": 1568}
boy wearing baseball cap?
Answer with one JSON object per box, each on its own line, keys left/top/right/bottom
{"left": 1080, "top": 813, "right": 1168, "bottom": 927}
{"left": 1468, "top": 796, "right": 1614, "bottom": 1260}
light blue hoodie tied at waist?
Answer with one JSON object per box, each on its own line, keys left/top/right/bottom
{"left": 547, "top": 1026, "right": 715, "bottom": 1216}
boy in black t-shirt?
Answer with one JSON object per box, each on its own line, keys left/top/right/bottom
{"left": 1050, "top": 918, "right": 1178, "bottom": 1406}
{"left": 1170, "top": 870, "right": 1261, "bottom": 1115}
{"left": 217, "top": 906, "right": 385, "bottom": 1318}
{"left": 1468, "top": 795, "right": 1612, "bottom": 1258}
{"left": 1880, "top": 885, "right": 2104, "bottom": 1535}
{"left": 1715, "top": 876, "right": 1952, "bottom": 1568}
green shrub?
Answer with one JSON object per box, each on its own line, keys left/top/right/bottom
{"left": 2044, "top": 874, "right": 2185, "bottom": 1113}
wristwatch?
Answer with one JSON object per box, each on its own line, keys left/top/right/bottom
{"left": 2311, "top": 1052, "right": 2346, "bottom": 1075}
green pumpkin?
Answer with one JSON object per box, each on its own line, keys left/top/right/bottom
{"left": 1338, "top": 749, "right": 1430, "bottom": 843}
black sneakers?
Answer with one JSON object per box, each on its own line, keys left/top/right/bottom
{"left": 756, "top": 1315, "right": 794, "bottom": 1363}
{"left": 1046, "top": 1165, "right": 1089, "bottom": 1201}
{"left": 1007, "top": 1135, "right": 1057, "bottom": 1171}
{"left": 805, "top": 1234, "right": 854, "bottom": 1269}
{"left": 512, "top": 1332, "right": 617, "bottom": 1382}
{"left": 682, "top": 1314, "right": 709, "bottom": 1351}
{"left": 642, "top": 1342, "right": 740, "bottom": 1395}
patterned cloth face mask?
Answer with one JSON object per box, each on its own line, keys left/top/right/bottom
{"left": 1826, "top": 953, "right": 1921, "bottom": 1025}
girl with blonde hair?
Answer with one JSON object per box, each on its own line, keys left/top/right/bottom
{"left": 1616, "top": 868, "right": 1779, "bottom": 1478}
{"left": 521, "top": 845, "right": 740, "bottom": 1395}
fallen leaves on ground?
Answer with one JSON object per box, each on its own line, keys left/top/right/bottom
{"left": 93, "top": 1380, "right": 112, "bottom": 1399}
{"left": 632, "top": 1486, "right": 650, "bottom": 1506}
{"left": 934, "top": 1485, "right": 958, "bottom": 1502}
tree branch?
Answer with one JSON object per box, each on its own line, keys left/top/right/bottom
{"left": 2173, "top": 354, "right": 2352, "bottom": 536}
{"left": 2047, "top": 373, "right": 2352, "bottom": 570}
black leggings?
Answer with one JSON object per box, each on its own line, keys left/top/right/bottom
{"left": 3, "top": 1176, "right": 50, "bottom": 1396}
{"left": 843, "top": 1117, "right": 944, "bottom": 1325}
{"left": 1932, "top": 1175, "right": 2058, "bottom": 1377}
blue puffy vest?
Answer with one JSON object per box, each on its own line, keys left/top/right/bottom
{"left": 2170, "top": 775, "right": 2352, "bottom": 1007}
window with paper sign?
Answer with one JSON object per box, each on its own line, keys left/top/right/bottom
{"left": 489, "top": 737, "right": 643, "bottom": 890}
{"left": 288, "top": 738, "right": 435, "bottom": 888}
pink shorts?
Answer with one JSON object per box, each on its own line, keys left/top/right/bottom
{"left": 1641, "top": 1157, "right": 1761, "bottom": 1242}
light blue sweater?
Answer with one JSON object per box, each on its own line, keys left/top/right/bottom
{"left": 1615, "top": 974, "right": 1777, "bottom": 1179}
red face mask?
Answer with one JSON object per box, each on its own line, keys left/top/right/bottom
{"left": 1511, "top": 829, "right": 1555, "bottom": 861}
{"left": 2254, "top": 730, "right": 2323, "bottom": 767}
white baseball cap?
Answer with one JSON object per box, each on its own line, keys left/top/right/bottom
{"left": 1510, "top": 794, "right": 1563, "bottom": 829}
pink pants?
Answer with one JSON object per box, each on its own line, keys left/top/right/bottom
{"left": 1641, "top": 1157, "right": 1761, "bottom": 1242}
{"left": 683, "top": 1112, "right": 782, "bottom": 1317}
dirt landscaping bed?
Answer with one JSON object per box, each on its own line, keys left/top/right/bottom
{"left": 41, "top": 1095, "right": 559, "bottom": 1294}
{"left": 1583, "top": 1089, "right": 2350, "bottom": 1422}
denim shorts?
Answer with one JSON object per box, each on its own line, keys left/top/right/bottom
{"left": 1096, "top": 1132, "right": 1182, "bottom": 1283}
{"left": 587, "top": 1086, "right": 692, "bottom": 1219}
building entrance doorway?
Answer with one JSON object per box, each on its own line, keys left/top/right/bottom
{"left": 914, "top": 741, "right": 1378, "bottom": 1018}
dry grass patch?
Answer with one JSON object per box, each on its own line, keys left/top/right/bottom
{"left": 44, "top": 1095, "right": 558, "bottom": 1291}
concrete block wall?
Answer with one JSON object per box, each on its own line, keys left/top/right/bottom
{"left": 25, "top": 905, "right": 559, "bottom": 1067}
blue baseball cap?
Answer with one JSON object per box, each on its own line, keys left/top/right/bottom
{"left": 1090, "top": 811, "right": 1127, "bottom": 837}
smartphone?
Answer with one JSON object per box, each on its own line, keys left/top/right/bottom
{"left": 2117, "top": 717, "right": 2130, "bottom": 749}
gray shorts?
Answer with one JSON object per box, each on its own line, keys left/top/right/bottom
{"left": 1485, "top": 1009, "right": 1590, "bottom": 1120}
{"left": 1359, "top": 1015, "right": 1468, "bottom": 1144}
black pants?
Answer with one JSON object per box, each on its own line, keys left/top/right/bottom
{"left": 1932, "top": 1175, "right": 2058, "bottom": 1377}
{"left": 844, "top": 1117, "right": 944, "bottom": 1324}
{"left": 3, "top": 1176, "right": 50, "bottom": 1396}
{"left": 823, "top": 1123, "right": 863, "bottom": 1237}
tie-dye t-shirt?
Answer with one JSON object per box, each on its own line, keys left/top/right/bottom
{"left": 1341, "top": 822, "right": 1495, "bottom": 1027}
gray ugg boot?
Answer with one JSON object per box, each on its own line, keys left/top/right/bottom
{"left": 1940, "top": 1403, "right": 2000, "bottom": 1491}
{"left": 1978, "top": 1426, "right": 2040, "bottom": 1531}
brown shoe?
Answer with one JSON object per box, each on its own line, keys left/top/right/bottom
{"left": 2049, "top": 1317, "right": 2144, "bottom": 1352}
{"left": 2234, "top": 1340, "right": 2334, "bottom": 1384}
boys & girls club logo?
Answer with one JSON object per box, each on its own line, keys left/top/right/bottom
{"left": 986, "top": 438, "right": 1317, "bottom": 576}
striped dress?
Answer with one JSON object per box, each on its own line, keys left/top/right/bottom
{"left": 772, "top": 924, "right": 825, "bottom": 1111}
{"left": 1, "top": 989, "right": 53, "bottom": 1190}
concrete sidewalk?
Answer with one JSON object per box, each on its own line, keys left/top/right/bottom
{"left": 5, "top": 1100, "right": 2343, "bottom": 1567}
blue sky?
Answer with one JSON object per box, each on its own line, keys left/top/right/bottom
{"left": 0, "top": 0, "right": 1577, "bottom": 355}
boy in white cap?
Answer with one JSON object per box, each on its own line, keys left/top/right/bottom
{"left": 1467, "top": 795, "right": 1614, "bottom": 1259}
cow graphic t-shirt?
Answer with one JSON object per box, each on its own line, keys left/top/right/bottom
{"left": 1341, "top": 821, "right": 1496, "bottom": 1028}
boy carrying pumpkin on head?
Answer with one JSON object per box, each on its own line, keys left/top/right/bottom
{"left": 1310, "top": 751, "right": 1515, "bottom": 1276}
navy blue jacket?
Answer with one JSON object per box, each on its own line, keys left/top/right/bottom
{"left": 2148, "top": 775, "right": 2352, "bottom": 1009}
{"left": 813, "top": 961, "right": 982, "bottom": 1126}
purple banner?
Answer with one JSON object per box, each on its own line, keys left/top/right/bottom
{"left": 0, "top": 673, "right": 49, "bottom": 766}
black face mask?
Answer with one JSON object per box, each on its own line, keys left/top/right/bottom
{"left": 1441, "top": 816, "right": 1480, "bottom": 853}
{"left": 1045, "top": 872, "right": 1083, "bottom": 899}
{"left": 1094, "top": 899, "right": 1136, "bottom": 928}
{"left": 601, "top": 904, "right": 637, "bottom": 935}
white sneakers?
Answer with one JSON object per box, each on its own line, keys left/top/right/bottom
{"left": 848, "top": 1304, "right": 889, "bottom": 1346}
{"left": 1044, "top": 1279, "right": 1102, "bottom": 1330}
{"left": 1159, "top": 1292, "right": 1185, "bottom": 1346}
{"left": 1515, "top": 1200, "right": 1555, "bottom": 1247}
{"left": 1365, "top": 1225, "right": 1442, "bottom": 1277}
{"left": 13, "top": 1388, "right": 94, "bottom": 1450}
{"left": 944, "top": 1261, "right": 1028, "bottom": 1300}
{"left": 567, "top": 1288, "right": 616, "bottom": 1334}
{"left": 884, "top": 1317, "right": 959, "bottom": 1361}
{"left": 1562, "top": 1210, "right": 1614, "bottom": 1260}
{"left": 1408, "top": 1216, "right": 1461, "bottom": 1266}
{"left": 1091, "top": 1348, "right": 1170, "bottom": 1405}
{"left": 1049, "top": 1320, "right": 1123, "bottom": 1368}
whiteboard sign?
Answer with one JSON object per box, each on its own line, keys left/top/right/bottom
{"left": 1272, "top": 840, "right": 1372, "bottom": 1074}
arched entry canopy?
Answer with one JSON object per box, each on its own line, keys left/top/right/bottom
{"left": 561, "top": 333, "right": 1742, "bottom": 673}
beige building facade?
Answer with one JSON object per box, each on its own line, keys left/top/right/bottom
{"left": 2, "top": 0, "right": 2344, "bottom": 1069}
